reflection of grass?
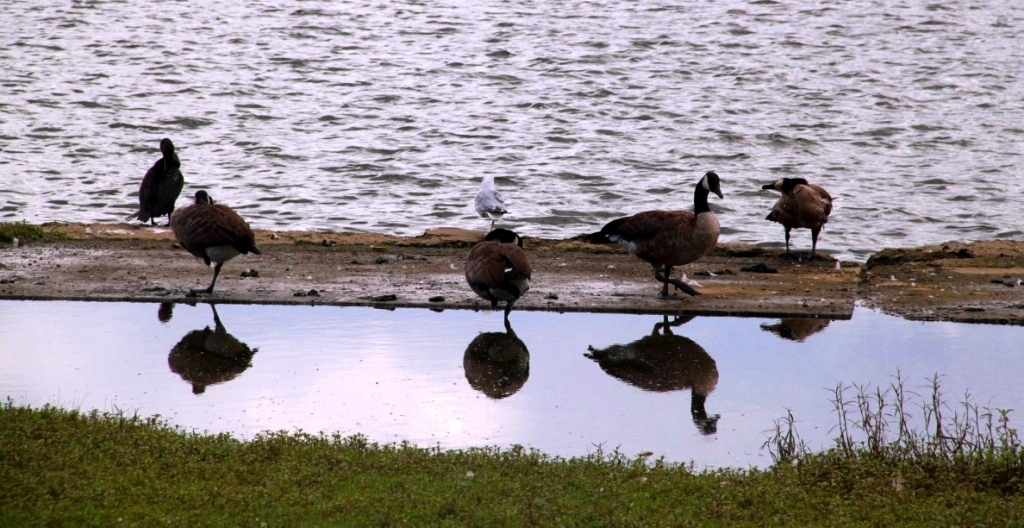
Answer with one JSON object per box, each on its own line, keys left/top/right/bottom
{"left": 3, "top": 381, "right": 1024, "bottom": 526}
{"left": 0, "top": 222, "right": 64, "bottom": 243}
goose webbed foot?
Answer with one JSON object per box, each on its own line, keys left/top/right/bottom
{"left": 655, "top": 271, "right": 701, "bottom": 297}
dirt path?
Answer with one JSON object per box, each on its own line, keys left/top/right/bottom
{"left": 1, "top": 223, "right": 1022, "bottom": 325}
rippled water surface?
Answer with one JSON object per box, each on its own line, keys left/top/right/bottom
{"left": 1, "top": 300, "right": 1021, "bottom": 467}
{"left": 2, "top": 1, "right": 1022, "bottom": 260}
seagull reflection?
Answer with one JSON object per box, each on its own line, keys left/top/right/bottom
{"left": 464, "top": 318, "right": 530, "bottom": 399}
{"left": 760, "top": 318, "right": 831, "bottom": 342}
{"left": 167, "top": 304, "right": 257, "bottom": 395}
{"left": 585, "top": 315, "right": 720, "bottom": 435}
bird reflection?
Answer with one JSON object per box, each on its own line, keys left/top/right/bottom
{"left": 167, "top": 303, "right": 257, "bottom": 395}
{"left": 463, "top": 318, "right": 530, "bottom": 399}
{"left": 158, "top": 302, "right": 175, "bottom": 323}
{"left": 760, "top": 318, "right": 831, "bottom": 342}
{"left": 585, "top": 315, "right": 720, "bottom": 435}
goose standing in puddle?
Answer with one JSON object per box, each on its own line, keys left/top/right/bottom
{"left": 586, "top": 171, "right": 723, "bottom": 297}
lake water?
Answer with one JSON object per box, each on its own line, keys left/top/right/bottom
{"left": 2, "top": 0, "right": 1022, "bottom": 261}
{"left": 1, "top": 300, "right": 1020, "bottom": 468}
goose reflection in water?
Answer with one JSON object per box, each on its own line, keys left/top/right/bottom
{"left": 586, "top": 316, "right": 720, "bottom": 435}
{"left": 464, "top": 319, "right": 530, "bottom": 399}
{"left": 166, "top": 303, "right": 258, "bottom": 395}
{"left": 760, "top": 318, "right": 831, "bottom": 342}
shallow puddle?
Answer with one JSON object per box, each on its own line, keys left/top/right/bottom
{"left": 1, "top": 300, "right": 1020, "bottom": 468}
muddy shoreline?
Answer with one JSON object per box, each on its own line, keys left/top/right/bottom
{"left": 1, "top": 223, "right": 1023, "bottom": 325}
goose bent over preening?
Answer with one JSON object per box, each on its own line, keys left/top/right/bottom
{"left": 762, "top": 177, "right": 833, "bottom": 259}
{"left": 474, "top": 175, "right": 508, "bottom": 229}
{"left": 465, "top": 228, "right": 531, "bottom": 320}
{"left": 585, "top": 171, "right": 723, "bottom": 297}
{"left": 128, "top": 138, "right": 185, "bottom": 226}
{"left": 170, "top": 191, "right": 261, "bottom": 295}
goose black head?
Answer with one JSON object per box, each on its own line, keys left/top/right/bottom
{"left": 701, "top": 171, "right": 724, "bottom": 199}
{"left": 160, "top": 138, "right": 176, "bottom": 157}
{"left": 762, "top": 177, "right": 809, "bottom": 193}
{"left": 484, "top": 228, "right": 522, "bottom": 247}
{"left": 194, "top": 190, "right": 214, "bottom": 205}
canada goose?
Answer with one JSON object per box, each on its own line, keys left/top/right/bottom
{"left": 127, "top": 138, "right": 185, "bottom": 226}
{"left": 170, "top": 190, "right": 261, "bottom": 295}
{"left": 474, "top": 175, "right": 508, "bottom": 229}
{"left": 585, "top": 171, "right": 723, "bottom": 297}
{"left": 762, "top": 177, "right": 833, "bottom": 259}
{"left": 465, "top": 228, "right": 532, "bottom": 320}
{"left": 463, "top": 318, "right": 530, "bottom": 399}
{"left": 585, "top": 315, "right": 720, "bottom": 435}
{"left": 167, "top": 304, "right": 257, "bottom": 395}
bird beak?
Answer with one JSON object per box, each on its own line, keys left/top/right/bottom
{"left": 761, "top": 183, "right": 774, "bottom": 190}
{"left": 714, "top": 189, "right": 724, "bottom": 199}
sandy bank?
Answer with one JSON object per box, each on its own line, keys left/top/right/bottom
{"left": 1, "top": 223, "right": 1022, "bottom": 325}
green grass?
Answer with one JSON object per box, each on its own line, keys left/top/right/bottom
{"left": 0, "top": 222, "right": 64, "bottom": 243}
{"left": 2, "top": 391, "right": 1024, "bottom": 528}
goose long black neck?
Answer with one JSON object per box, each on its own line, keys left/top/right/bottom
{"left": 693, "top": 182, "right": 712, "bottom": 214}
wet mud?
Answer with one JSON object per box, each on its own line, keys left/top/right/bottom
{"left": 1, "top": 223, "right": 1022, "bottom": 325}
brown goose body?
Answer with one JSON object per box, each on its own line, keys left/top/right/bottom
{"left": 128, "top": 138, "right": 185, "bottom": 226}
{"left": 170, "top": 190, "right": 261, "bottom": 295}
{"left": 465, "top": 229, "right": 532, "bottom": 320}
{"left": 586, "top": 171, "right": 723, "bottom": 297}
{"left": 763, "top": 178, "right": 833, "bottom": 258}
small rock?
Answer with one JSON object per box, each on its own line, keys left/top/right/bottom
{"left": 241, "top": 269, "right": 260, "bottom": 278}
{"left": 294, "top": 291, "right": 307, "bottom": 297}
{"left": 374, "top": 257, "right": 389, "bottom": 265}
{"left": 370, "top": 294, "right": 398, "bottom": 302}
{"left": 429, "top": 296, "right": 445, "bottom": 302}
{"left": 321, "top": 239, "right": 335, "bottom": 247}
{"left": 307, "top": 289, "right": 320, "bottom": 297}
{"left": 270, "top": 233, "right": 279, "bottom": 240}
{"left": 740, "top": 263, "right": 778, "bottom": 274}
{"left": 544, "top": 292, "right": 559, "bottom": 300}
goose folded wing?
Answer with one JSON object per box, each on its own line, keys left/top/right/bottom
{"left": 602, "top": 211, "right": 691, "bottom": 242}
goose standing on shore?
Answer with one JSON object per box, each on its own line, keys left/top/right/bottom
{"left": 170, "top": 191, "right": 261, "bottom": 296}
{"left": 474, "top": 175, "right": 508, "bottom": 229}
{"left": 128, "top": 138, "right": 185, "bottom": 226}
{"left": 761, "top": 177, "right": 833, "bottom": 259}
{"left": 465, "top": 228, "right": 532, "bottom": 320}
{"left": 585, "top": 171, "right": 723, "bottom": 297}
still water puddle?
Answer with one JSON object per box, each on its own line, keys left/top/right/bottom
{"left": 0, "top": 300, "right": 1020, "bottom": 468}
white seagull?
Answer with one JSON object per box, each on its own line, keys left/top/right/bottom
{"left": 474, "top": 175, "right": 508, "bottom": 229}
